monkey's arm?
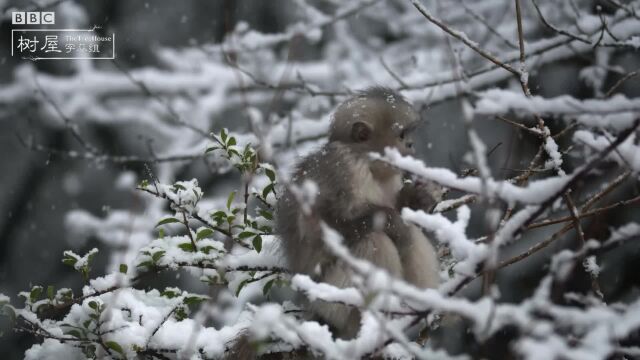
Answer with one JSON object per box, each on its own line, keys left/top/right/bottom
{"left": 396, "top": 180, "right": 444, "bottom": 213}
{"left": 327, "top": 204, "right": 411, "bottom": 245}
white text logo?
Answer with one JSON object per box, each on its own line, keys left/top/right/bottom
{"left": 12, "top": 12, "right": 55, "bottom": 25}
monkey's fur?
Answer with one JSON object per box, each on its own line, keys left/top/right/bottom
{"left": 226, "top": 88, "right": 440, "bottom": 359}
{"left": 277, "top": 87, "right": 440, "bottom": 339}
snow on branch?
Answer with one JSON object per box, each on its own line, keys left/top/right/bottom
{"left": 376, "top": 148, "right": 570, "bottom": 206}
{"left": 476, "top": 89, "right": 640, "bottom": 130}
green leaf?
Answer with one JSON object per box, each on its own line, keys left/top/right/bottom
{"left": 174, "top": 306, "right": 188, "bottom": 321}
{"left": 156, "top": 217, "right": 180, "bottom": 227}
{"left": 238, "top": 231, "right": 255, "bottom": 239}
{"left": 235, "top": 279, "right": 250, "bottom": 297}
{"left": 211, "top": 210, "right": 227, "bottom": 220}
{"left": 158, "top": 228, "right": 165, "bottom": 238}
{"left": 184, "top": 295, "right": 207, "bottom": 306}
{"left": 139, "top": 179, "right": 149, "bottom": 188}
{"left": 88, "top": 301, "right": 98, "bottom": 310}
{"left": 252, "top": 235, "right": 262, "bottom": 253}
{"left": 47, "top": 286, "right": 55, "bottom": 301}
{"left": 196, "top": 228, "right": 214, "bottom": 241}
{"left": 105, "top": 341, "right": 125, "bottom": 356}
{"left": 258, "top": 209, "right": 273, "bottom": 220}
{"left": 205, "top": 146, "right": 218, "bottom": 154}
{"left": 263, "top": 279, "right": 275, "bottom": 296}
{"left": 161, "top": 289, "right": 179, "bottom": 298}
{"left": 66, "top": 329, "right": 82, "bottom": 338}
{"left": 151, "top": 251, "right": 166, "bottom": 263}
{"left": 173, "top": 183, "right": 186, "bottom": 191}
{"left": 178, "top": 243, "right": 195, "bottom": 252}
{"left": 58, "top": 289, "right": 73, "bottom": 301}
{"left": 30, "top": 286, "right": 43, "bottom": 303}
{"left": 119, "top": 264, "right": 128, "bottom": 274}
{"left": 227, "top": 191, "right": 236, "bottom": 210}
{"left": 220, "top": 128, "right": 228, "bottom": 143}
{"left": 262, "top": 184, "right": 274, "bottom": 199}
{"left": 264, "top": 168, "right": 276, "bottom": 182}
{"left": 227, "top": 137, "right": 237, "bottom": 146}
{"left": 62, "top": 258, "right": 76, "bottom": 267}
{"left": 136, "top": 261, "right": 153, "bottom": 269}
{"left": 62, "top": 254, "right": 78, "bottom": 267}
{"left": 200, "top": 245, "right": 215, "bottom": 254}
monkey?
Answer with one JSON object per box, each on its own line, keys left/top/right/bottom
{"left": 275, "top": 86, "right": 441, "bottom": 339}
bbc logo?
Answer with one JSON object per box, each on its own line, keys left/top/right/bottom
{"left": 12, "top": 12, "right": 55, "bottom": 25}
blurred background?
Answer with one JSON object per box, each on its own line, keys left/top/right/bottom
{"left": 0, "top": 0, "right": 639, "bottom": 358}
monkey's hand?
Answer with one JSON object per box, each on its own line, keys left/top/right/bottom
{"left": 396, "top": 180, "right": 444, "bottom": 213}
{"left": 332, "top": 205, "right": 410, "bottom": 245}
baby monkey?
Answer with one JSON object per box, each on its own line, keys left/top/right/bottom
{"left": 277, "top": 87, "right": 440, "bottom": 338}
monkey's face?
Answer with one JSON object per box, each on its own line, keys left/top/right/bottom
{"left": 329, "top": 89, "right": 420, "bottom": 157}
{"left": 347, "top": 102, "right": 419, "bottom": 180}
{"left": 349, "top": 103, "right": 418, "bottom": 157}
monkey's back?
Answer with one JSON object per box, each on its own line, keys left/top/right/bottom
{"left": 276, "top": 142, "right": 362, "bottom": 277}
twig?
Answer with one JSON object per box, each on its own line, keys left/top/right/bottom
{"left": 137, "top": 187, "right": 232, "bottom": 237}
{"left": 527, "top": 195, "right": 640, "bottom": 229}
{"left": 33, "top": 78, "right": 98, "bottom": 154}
{"left": 514, "top": 0, "right": 532, "bottom": 96}
{"left": 563, "top": 192, "right": 604, "bottom": 300}
{"left": 531, "top": 0, "right": 592, "bottom": 44}
{"left": 145, "top": 304, "right": 180, "bottom": 347}
{"left": 206, "top": 0, "right": 382, "bottom": 53}
{"left": 605, "top": 69, "right": 640, "bottom": 97}
{"left": 513, "top": 120, "right": 639, "bottom": 240}
{"left": 460, "top": 0, "right": 519, "bottom": 49}
{"left": 410, "top": 0, "right": 520, "bottom": 76}
{"left": 495, "top": 115, "right": 543, "bottom": 137}
{"left": 604, "top": 0, "right": 640, "bottom": 20}
{"left": 182, "top": 212, "right": 198, "bottom": 251}
{"left": 380, "top": 56, "right": 409, "bottom": 88}
{"left": 111, "top": 59, "right": 209, "bottom": 138}
{"left": 452, "top": 120, "right": 640, "bottom": 294}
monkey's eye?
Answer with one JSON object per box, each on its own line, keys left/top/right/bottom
{"left": 399, "top": 130, "right": 406, "bottom": 140}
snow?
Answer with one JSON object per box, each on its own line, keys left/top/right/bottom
{"left": 24, "top": 339, "right": 85, "bottom": 360}
{"left": 583, "top": 256, "right": 600, "bottom": 277}
{"left": 403, "top": 206, "right": 479, "bottom": 261}
{"left": 476, "top": 89, "right": 640, "bottom": 131}
{"left": 376, "top": 148, "right": 570, "bottom": 206}
{"left": 292, "top": 275, "right": 364, "bottom": 305}
{"left": 543, "top": 127, "right": 565, "bottom": 175}
{"left": 63, "top": 248, "right": 98, "bottom": 272}
{"left": 155, "top": 179, "right": 204, "bottom": 216}
{"left": 433, "top": 194, "right": 475, "bottom": 213}
{"left": 574, "top": 130, "right": 640, "bottom": 172}
{"left": 86, "top": 273, "right": 130, "bottom": 293}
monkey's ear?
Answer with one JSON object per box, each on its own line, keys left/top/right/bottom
{"left": 351, "top": 121, "right": 371, "bottom": 142}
